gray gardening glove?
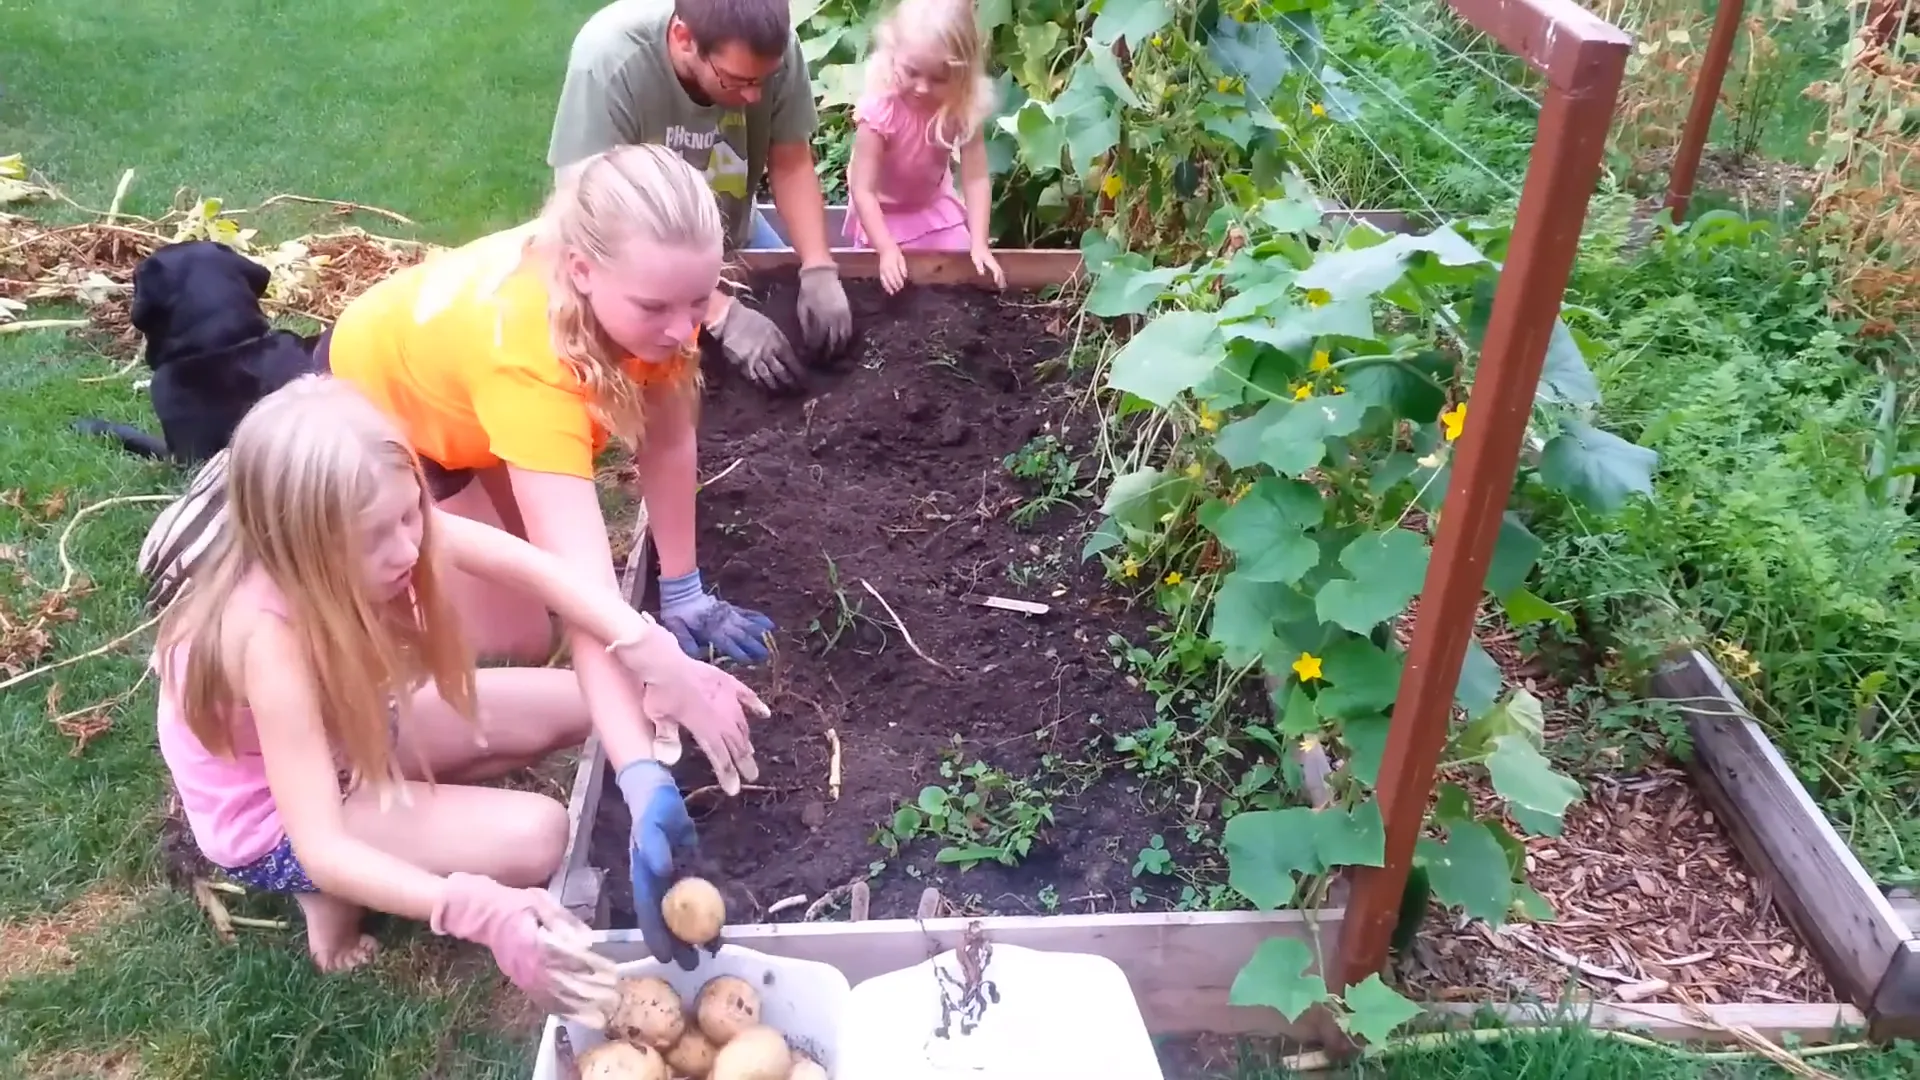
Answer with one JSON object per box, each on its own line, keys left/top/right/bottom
{"left": 796, "top": 263, "right": 853, "bottom": 359}
{"left": 707, "top": 299, "right": 803, "bottom": 391}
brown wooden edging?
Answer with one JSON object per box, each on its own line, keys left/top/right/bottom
{"left": 1649, "top": 649, "right": 1920, "bottom": 1039}
{"left": 736, "top": 247, "right": 1085, "bottom": 291}
{"left": 545, "top": 735, "right": 609, "bottom": 928}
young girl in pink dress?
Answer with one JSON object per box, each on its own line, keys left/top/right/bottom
{"left": 846, "top": 0, "right": 1004, "bottom": 294}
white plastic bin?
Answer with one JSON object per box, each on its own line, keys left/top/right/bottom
{"left": 529, "top": 938, "right": 1165, "bottom": 1079}
{"left": 530, "top": 946, "right": 851, "bottom": 1080}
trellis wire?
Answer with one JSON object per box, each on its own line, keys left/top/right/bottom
{"left": 1375, "top": 0, "right": 1545, "bottom": 113}
{"left": 1319, "top": 46, "right": 1525, "bottom": 200}
{"left": 1276, "top": 36, "right": 1447, "bottom": 222}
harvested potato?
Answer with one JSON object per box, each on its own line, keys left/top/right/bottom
{"left": 708, "top": 1025, "right": 790, "bottom": 1080}
{"left": 787, "top": 1057, "right": 829, "bottom": 1080}
{"left": 664, "top": 1029, "right": 717, "bottom": 1077}
{"left": 607, "top": 976, "right": 686, "bottom": 1050}
{"left": 662, "top": 877, "right": 726, "bottom": 945}
{"left": 694, "top": 975, "right": 760, "bottom": 1044}
{"left": 578, "top": 1040, "right": 669, "bottom": 1080}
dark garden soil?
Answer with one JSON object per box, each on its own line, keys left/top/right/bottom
{"left": 592, "top": 270, "right": 1195, "bottom": 924}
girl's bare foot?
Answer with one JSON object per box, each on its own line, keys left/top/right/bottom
{"left": 296, "top": 892, "right": 379, "bottom": 972}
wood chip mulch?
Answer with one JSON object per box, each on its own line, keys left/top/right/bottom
{"left": 1392, "top": 606, "right": 1833, "bottom": 1006}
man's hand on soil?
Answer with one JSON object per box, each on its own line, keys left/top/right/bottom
{"left": 796, "top": 263, "right": 853, "bottom": 359}
{"left": 708, "top": 301, "right": 804, "bottom": 391}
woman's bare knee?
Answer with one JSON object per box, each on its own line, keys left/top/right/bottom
{"left": 494, "top": 795, "right": 570, "bottom": 887}
{"left": 474, "top": 610, "right": 558, "bottom": 665}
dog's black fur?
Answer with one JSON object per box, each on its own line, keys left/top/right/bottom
{"left": 75, "top": 241, "right": 320, "bottom": 463}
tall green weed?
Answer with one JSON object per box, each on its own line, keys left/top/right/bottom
{"left": 1526, "top": 209, "right": 1920, "bottom": 885}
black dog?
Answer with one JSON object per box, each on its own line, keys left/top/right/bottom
{"left": 75, "top": 240, "right": 319, "bottom": 463}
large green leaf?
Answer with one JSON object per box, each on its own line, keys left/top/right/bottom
{"left": 1484, "top": 512, "right": 1543, "bottom": 598}
{"left": 1208, "top": 15, "right": 1293, "bottom": 98}
{"left": 1318, "top": 800, "right": 1387, "bottom": 868}
{"left": 1099, "top": 466, "right": 1190, "bottom": 531}
{"left": 1538, "top": 421, "right": 1658, "bottom": 515}
{"left": 1315, "top": 529, "right": 1430, "bottom": 634}
{"left": 1418, "top": 822, "right": 1515, "bottom": 924}
{"left": 1541, "top": 318, "right": 1602, "bottom": 406}
{"left": 1487, "top": 734, "right": 1582, "bottom": 828}
{"left": 1085, "top": 41, "right": 1144, "bottom": 109}
{"left": 1105, "top": 311, "right": 1225, "bottom": 406}
{"left": 1258, "top": 198, "right": 1323, "bottom": 234}
{"left": 1230, "top": 937, "right": 1327, "bottom": 1021}
{"left": 1343, "top": 353, "right": 1449, "bottom": 424}
{"left": 1086, "top": 256, "right": 1182, "bottom": 317}
{"left": 1339, "top": 974, "right": 1422, "bottom": 1045}
{"left": 1015, "top": 21, "right": 1064, "bottom": 89}
{"left": 1453, "top": 637, "right": 1501, "bottom": 716}
{"left": 998, "top": 99, "right": 1065, "bottom": 172}
{"left": 1278, "top": 683, "right": 1319, "bottom": 738}
{"left": 1211, "top": 572, "right": 1302, "bottom": 667}
{"left": 1340, "top": 715, "right": 1390, "bottom": 786}
{"left": 1218, "top": 276, "right": 1297, "bottom": 322}
{"left": 1260, "top": 394, "right": 1369, "bottom": 476}
{"left": 1458, "top": 687, "right": 1545, "bottom": 759}
{"left": 1214, "top": 400, "right": 1288, "bottom": 470}
{"left": 1224, "top": 803, "right": 1386, "bottom": 908}
{"left": 1081, "top": 516, "right": 1123, "bottom": 560}
{"left": 1500, "top": 587, "right": 1573, "bottom": 630}
{"left": 1197, "top": 340, "right": 1297, "bottom": 408}
{"left": 975, "top": 0, "right": 1013, "bottom": 31}
{"left": 1065, "top": 109, "right": 1120, "bottom": 174}
{"left": 1296, "top": 228, "right": 1488, "bottom": 301}
{"left": 1091, "top": 0, "right": 1173, "bottom": 47}
{"left": 1315, "top": 637, "right": 1403, "bottom": 719}
{"left": 1204, "top": 477, "right": 1324, "bottom": 585}
{"left": 1223, "top": 297, "right": 1374, "bottom": 358}
{"left": 1224, "top": 808, "right": 1318, "bottom": 907}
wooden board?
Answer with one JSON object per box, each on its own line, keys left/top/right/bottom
{"left": 575, "top": 909, "right": 1342, "bottom": 1038}
{"left": 545, "top": 735, "right": 608, "bottom": 929}
{"left": 1649, "top": 649, "right": 1914, "bottom": 1013}
{"left": 737, "top": 248, "right": 1084, "bottom": 290}
{"left": 1871, "top": 940, "right": 1920, "bottom": 1041}
{"left": 1892, "top": 898, "right": 1920, "bottom": 934}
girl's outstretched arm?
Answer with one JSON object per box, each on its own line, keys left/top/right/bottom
{"left": 433, "top": 504, "right": 767, "bottom": 783}
{"left": 498, "top": 465, "right": 657, "bottom": 772}
{"left": 959, "top": 133, "right": 1003, "bottom": 288}
{"left": 434, "top": 509, "right": 681, "bottom": 680}
{"left": 848, "top": 123, "right": 908, "bottom": 294}
{"left": 244, "top": 613, "right": 450, "bottom": 918}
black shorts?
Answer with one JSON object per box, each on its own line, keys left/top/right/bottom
{"left": 312, "top": 326, "right": 476, "bottom": 501}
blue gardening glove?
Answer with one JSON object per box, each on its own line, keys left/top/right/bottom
{"left": 618, "top": 759, "right": 701, "bottom": 970}
{"left": 658, "top": 569, "right": 776, "bottom": 664}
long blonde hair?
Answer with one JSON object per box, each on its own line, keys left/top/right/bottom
{"left": 870, "top": 0, "right": 998, "bottom": 151}
{"left": 536, "top": 144, "right": 725, "bottom": 445}
{"left": 157, "top": 376, "right": 476, "bottom": 791}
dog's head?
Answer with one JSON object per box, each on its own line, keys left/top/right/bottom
{"left": 130, "top": 241, "right": 273, "bottom": 364}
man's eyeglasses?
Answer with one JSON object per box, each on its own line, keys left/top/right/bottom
{"left": 703, "top": 53, "right": 767, "bottom": 92}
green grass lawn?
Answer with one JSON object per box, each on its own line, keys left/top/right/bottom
{"left": 1, "top": 2, "right": 595, "bottom": 1075}
{"left": 1, "top": 2, "right": 1915, "bottom": 1078}
{"left": 1224, "top": 1026, "right": 1920, "bottom": 1079}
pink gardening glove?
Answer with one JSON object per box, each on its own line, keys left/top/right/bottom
{"left": 431, "top": 873, "right": 617, "bottom": 1022}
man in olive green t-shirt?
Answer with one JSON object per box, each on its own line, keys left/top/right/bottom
{"left": 549, "top": 0, "right": 851, "bottom": 392}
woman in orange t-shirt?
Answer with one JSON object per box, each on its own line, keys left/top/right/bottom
{"left": 319, "top": 145, "right": 773, "bottom": 797}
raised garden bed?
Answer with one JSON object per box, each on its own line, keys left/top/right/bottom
{"left": 537, "top": 250, "right": 1899, "bottom": 1077}
{"left": 582, "top": 253, "right": 1211, "bottom": 926}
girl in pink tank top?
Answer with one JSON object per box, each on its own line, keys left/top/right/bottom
{"left": 845, "top": 0, "right": 1004, "bottom": 294}
{"left": 152, "top": 376, "right": 768, "bottom": 1017}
